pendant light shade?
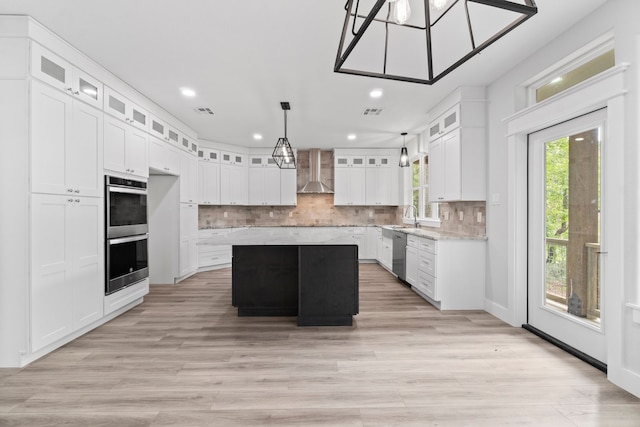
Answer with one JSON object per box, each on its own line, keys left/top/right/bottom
{"left": 272, "top": 102, "right": 296, "bottom": 169}
{"left": 399, "top": 132, "right": 409, "bottom": 167}
{"left": 335, "top": 0, "right": 538, "bottom": 85}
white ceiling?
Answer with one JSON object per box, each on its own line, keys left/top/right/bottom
{"left": 1, "top": 0, "right": 607, "bottom": 149}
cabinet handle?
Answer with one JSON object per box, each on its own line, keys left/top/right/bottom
{"left": 74, "top": 199, "right": 80, "bottom": 203}
{"left": 67, "top": 198, "right": 74, "bottom": 202}
{"left": 66, "top": 87, "right": 73, "bottom": 93}
{"left": 67, "top": 188, "right": 73, "bottom": 192}
{"left": 73, "top": 91, "right": 80, "bottom": 95}
{"left": 74, "top": 189, "right": 80, "bottom": 193}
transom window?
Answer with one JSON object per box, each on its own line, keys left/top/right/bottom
{"left": 527, "top": 33, "right": 615, "bottom": 106}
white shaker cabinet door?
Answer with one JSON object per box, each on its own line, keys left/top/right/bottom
{"left": 125, "top": 127, "right": 149, "bottom": 179}
{"left": 71, "top": 197, "right": 104, "bottom": 330}
{"left": 31, "top": 194, "right": 73, "bottom": 352}
{"left": 69, "top": 100, "right": 103, "bottom": 197}
{"left": 280, "top": 169, "right": 297, "bottom": 205}
{"left": 103, "top": 115, "right": 128, "bottom": 175}
{"left": 180, "top": 153, "right": 198, "bottom": 204}
{"left": 32, "top": 81, "right": 103, "bottom": 197}
{"left": 198, "top": 161, "right": 220, "bottom": 205}
{"left": 31, "top": 81, "right": 72, "bottom": 195}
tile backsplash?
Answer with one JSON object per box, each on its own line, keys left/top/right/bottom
{"left": 199, "top": 194, "right": 403, "bottom": 228}
{"left": 436, "top": 201, "right": 486, "bottom": 236}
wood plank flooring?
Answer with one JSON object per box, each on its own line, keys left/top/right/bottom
{"left": 1, "top": 264, "right": 639, "bottom": 426}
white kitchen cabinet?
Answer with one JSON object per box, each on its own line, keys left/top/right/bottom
{"left": 280, "top": 169, "right": 297, "bottom": 206}
{"left": 405, "top": 235, "right": 419, "bottom": 286}
{"left": 198, "top": 147, "right": 219, "bottom": 162}
{"left": 198, "top": 229, "right": 232, "bottom": 269}
{"left": 334, "top": 159, "right": 366, "bottom": 206}
{"left": 104, "top": 114, "right": 149, "bottom": 179}
{"left": 376, "top": 228, "right": 393, "bottom": 271}
{"left": 220, "top": 151, "right": 246, "bottom": 166}
{"left": 31, "top": 194, "right": 103, "bottom": 352}
{"left": 31, "top": 80, "right": 103, "bottom": 197}
{"left": 198, "top": 161, "right": 220, "bottom": 205}
{"left": 248, "top": 156, "right": 280, "bottom": 205}
{"left": 179, "top": 202, "right": 199, "bottom": 278}
{"left": 365, "top": 226, "right": 379, "bottom": 260}
{"left": 365, "top": 156, "right": 394, "bottom": 205}
{"left": 149, "top": 136, "right": 180, "bottom": 175}
{"left": 334, "top": 155, "right": 366, "bottom": 168}
{"left": 429, "top": 128, "right": 485, "bottom": 202}
{"left": 426, "top": 86, "right": 486, "bottom": 202}
{"left": 220, "top": 152, "right": 247, "bottom": 205}
{"left": 181, "top": 134, "right": 198, "bottom": 155}
{"left": 180, "top": 152, "right": 198, "bottom": 204}
{"left": 31, "top": 42, "right": 103, "bottom": 109}
{"left": 410, "top": 235, "right": 485, "bottom": 310}
{"left": 103, "top": 86, "right": 149, "bottom": 131}
{"left": 150, "top": 114, "right": 179, "bottom": 146}
{"left": 428, "top": 104, "right": 460, "bottom": 141}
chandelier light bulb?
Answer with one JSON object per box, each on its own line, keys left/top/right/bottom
{"left": 430, "top": 0, "right": 447, "bottom": 10}
{"left": 393, "top": 0, "right": 411, "bottom": 25}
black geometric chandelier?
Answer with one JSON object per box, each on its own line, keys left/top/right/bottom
{"left": 272, "top": 102, "right": 296, "bottom": 169}
{"left": 335, "top": 0, "right": 537, "bottom": 85}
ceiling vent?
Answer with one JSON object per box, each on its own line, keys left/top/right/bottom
{"left": 362, "top": 108, "right": 383, "bottom": 116}
{"left": 194, "top": 107, "right": 214, "bottom": 115}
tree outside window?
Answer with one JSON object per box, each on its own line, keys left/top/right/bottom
{"left": 409, "top": 155, "right": 438, "bottom": 220}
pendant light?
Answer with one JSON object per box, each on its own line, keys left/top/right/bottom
{"left": 335, "top": 0, "right": 537, "bottom": 85}
{"left": 272, "top": 102, "right": 296, "bottom": 169}
{"left": 399, "top": 132, "right": 409, "bottom": 167}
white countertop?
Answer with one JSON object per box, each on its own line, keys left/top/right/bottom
{"left": 379, "top": 225, "right": 487, "bottom": 241}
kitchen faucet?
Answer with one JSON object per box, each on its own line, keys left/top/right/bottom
{"left": 404, "top": 205, "right": 419, "bottom": 228}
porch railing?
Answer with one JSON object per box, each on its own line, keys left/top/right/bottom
{"left": 545, "top": 238, "right": 600, "bottom": 320}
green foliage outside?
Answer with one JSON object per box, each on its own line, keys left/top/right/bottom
{"left": 545, "top": 137, "right": 569, "bottom": 239}
{"left": 545, "top": 137, "right": 569, "bottom": 299}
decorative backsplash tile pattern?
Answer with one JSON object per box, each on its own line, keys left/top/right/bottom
{"left": 199, "top": 194, "right": 403, "bottom": 228}
{"left": 437, "top": 201, "right": 486, "bottom": 236}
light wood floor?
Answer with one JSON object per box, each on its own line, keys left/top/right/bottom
{"left": 1, "top": 264, "right": 639, "bottom": 426}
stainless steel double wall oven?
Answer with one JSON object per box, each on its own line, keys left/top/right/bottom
{"left": 105, "top": 176, "right": 149, "bottom": 295}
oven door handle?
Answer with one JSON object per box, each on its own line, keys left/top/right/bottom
{"left": 109, "top": 234, "right": 149, "bottom": 245}
{"left": 108, "top": 186, "right": 148, "bottom": 196}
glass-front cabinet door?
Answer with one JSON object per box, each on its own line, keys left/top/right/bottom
{"left": 31, "top": 42, "right": 103, "bottom": 109}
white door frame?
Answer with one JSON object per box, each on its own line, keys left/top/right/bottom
{"left": 503, "top": 65, "right": 629, "bottom": 386}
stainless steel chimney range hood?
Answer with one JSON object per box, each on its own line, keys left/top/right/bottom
{"left": 298, "top": 149, "right": 333, "bottom": 194}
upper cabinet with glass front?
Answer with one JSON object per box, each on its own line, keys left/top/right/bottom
{"left": 104, "top": 86, "right": 149, "bottom": 132}
{"left": 31, "top": 42, "right": 103, "bottom": 109}
{"left": 427, "top": 86, "right": 485, "bottom": 142}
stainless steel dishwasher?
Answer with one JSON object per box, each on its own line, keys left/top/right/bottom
{"left": 392, "top": 230, "right": 407, "bottom": 281}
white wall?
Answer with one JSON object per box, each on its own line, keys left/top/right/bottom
{"left": 484, "top": 0, "right": 640, "bottom": 396}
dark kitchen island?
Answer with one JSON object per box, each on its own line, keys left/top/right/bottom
{"left": 231, "top": 245, "right": 359, "bottom": 326}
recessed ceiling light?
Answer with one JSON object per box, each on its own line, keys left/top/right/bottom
{"left": 348, "top": 134, "right": 357, "bottom": 140}
{"left": 369, "top": 89, "right": 383, "bottom": 98}
{"left": 180, "top": 87, "right": 196, "bottom": 97}
{"left": 253, "top": 133, "right": 263, "bottom": 140}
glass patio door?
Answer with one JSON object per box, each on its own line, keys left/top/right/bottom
{"left": 527, "top": 109, "right": 606, "bottom": 364}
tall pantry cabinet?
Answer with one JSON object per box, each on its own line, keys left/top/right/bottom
{"left": 0, "top": 16, "right": 199, "bottom": 368}
{"left": 0, "top": 30, "right": 106, "bottom": 366}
